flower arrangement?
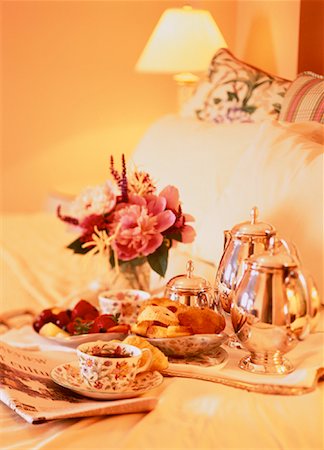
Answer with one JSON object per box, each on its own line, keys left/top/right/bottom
{"left": 57, "top": 155, "right": 195, "bottom": 278}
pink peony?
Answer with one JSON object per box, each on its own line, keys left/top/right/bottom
{"left": 58, "top": 154, "right": 196, "bottom": 277}
{"left": 159, "top": 186, "right": 196, "bottom": 243}
{"left": 110, "top": 194, "right": 175, "bottom": 261}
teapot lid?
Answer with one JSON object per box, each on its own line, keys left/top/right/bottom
{"left": 231, "top": 207, "right": 276, "bottom": 237}
{"left": 247, "top": 238, "right": 298, "bottom": 269}
{"left": 166, "top": 260, "right": 211, "bottom": 293}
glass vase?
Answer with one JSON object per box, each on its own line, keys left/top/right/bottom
{"left": 104, "top": 260, "right": 151, "bottom": 292}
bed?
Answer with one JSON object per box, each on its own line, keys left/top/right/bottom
{"left": 1, "top": 49, "right": 323, "bottom": 449}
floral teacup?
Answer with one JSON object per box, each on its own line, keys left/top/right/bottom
{"left": 98, "top": 289, "right": 150, "bottom": 325}
{"left": 76, "top": 341, "right": 152, "bottom": 391}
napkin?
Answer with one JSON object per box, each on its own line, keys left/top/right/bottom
{"left": 0, "top": 325, "right": 75, "bottom": 352}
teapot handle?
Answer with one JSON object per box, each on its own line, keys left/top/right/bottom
{"left": 223, "top": 230, "right": 231, "bottom": 252}
{"left": 285, "top": 268, "right": 311, "bottom": 340}
{"left": 278, "top": 237, "right": 302, "bottom": 264}
{"left": 269, "top": 237, "right": 302, "bottom": 265}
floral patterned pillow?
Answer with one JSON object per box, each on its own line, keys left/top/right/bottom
{"left": 180, "top": 48, "right": 291, "bottom": 123}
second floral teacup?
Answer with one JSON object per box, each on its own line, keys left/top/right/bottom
{"left": 76, "top": 340, "right": 152, "bottom": 391}
{"left": 98, "top": 289, "right": 150, "bottom": 325}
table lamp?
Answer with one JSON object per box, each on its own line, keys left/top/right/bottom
{"left": 135, "top": 5, "right": 227, "bottom": 107}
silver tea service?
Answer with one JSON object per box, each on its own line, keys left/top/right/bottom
{"left": 164, "top": 260, "right": 213, "bottom": 308}
{"left": 231, "top": 237, "right": 311, "bottom": 375}
{"left": 214, "top": 206, "right": 276, "bottom": 314}
{"left": 214, "top": 207, "right": 276, "bottom": 347}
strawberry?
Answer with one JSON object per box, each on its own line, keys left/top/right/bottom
{"left": 39, "top": 308, "right": 57, "bottom": 322}
{"left": 71, "top": 300, "right": 99, "bottom": 320}
{"left": 89, "top": 314, "right": 118, "bottom": 333}
{"left": 66, "top": 318, "right": 94, "bottom": 335}
{"left": 33, "top": 320, "right": 43, "bottom": 333}
{"left": 83, "top": 310, "right": 99, "bottom": 321}
{"left": 33, "top": 308, "right": 57, "bottom": 332}
{"left": 55, "top": 311, "right": 71, "bottom": 329}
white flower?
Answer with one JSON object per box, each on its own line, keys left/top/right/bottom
{"left": 69, "top": 181, "right": 117, "bottom": 220}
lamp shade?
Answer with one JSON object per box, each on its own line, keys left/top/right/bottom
{"left": 135, "top": 6, "right": 227, "bottom": 74}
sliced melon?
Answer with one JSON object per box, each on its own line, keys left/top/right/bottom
{"left": 39, "top": 322, "right": 69, "bottom": 338}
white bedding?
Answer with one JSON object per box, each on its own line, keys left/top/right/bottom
{"left": 0, "top": 116, "right": 323, "bottom": 450}
{"left": 133, "top": 115, "right": 324, "bottom": 298}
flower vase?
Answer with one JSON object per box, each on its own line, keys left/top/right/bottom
{"left": 104, "top": 260, "right": 151, "bottom": 293}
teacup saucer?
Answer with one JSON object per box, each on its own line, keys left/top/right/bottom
{"left": 51, "top": 361, "right": 164, "bottom": 400}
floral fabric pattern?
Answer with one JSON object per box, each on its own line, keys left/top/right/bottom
{"left": 181, "top": 48, "right": 291, "bottom": 123}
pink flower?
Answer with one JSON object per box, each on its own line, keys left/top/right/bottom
{"left": 159, "top": 186, "right": 179, "bottom": 211}
{"left": 159, "top": 186, "right": 196, "bottom": 243}
{"left": 110, "top": 194, "right": 175, "bottom": 260}
{"left": 58, "top": 154, "right": 196, "bottom": 277}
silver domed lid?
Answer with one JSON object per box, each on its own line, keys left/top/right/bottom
{"left": 231, "top": 207, "right": 276, "bottom": 237}
{"left": 166, "top": 260, "right": 211, "bottom": 293}
{"left": 247, "top": 237, "right": 298, "bottom": 269}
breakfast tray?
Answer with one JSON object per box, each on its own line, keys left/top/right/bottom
{"left": 1, "top": 321, "right": 323, "bottom": 397}
{"left": 162, "top": 331, "right": 324, "bottom": 395}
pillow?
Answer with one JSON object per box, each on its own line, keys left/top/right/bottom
{"left": 279, "top": 71, "right": 324, "bottom": 123}
{"left": 180, "top": 48, "right": 291, "bottom": 123}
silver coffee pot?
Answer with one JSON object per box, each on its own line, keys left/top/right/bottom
{"left": 231, "top": 237, "right": 311, "bottom": 375}
{"left": 214, "top": 207, "right": 276, "bottom": 314}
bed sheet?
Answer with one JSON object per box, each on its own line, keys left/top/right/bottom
{"left": 1, "top": 368, "right": 323, "bottom": 450}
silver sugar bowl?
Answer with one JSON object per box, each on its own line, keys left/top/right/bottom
{"left": 231, "top": 237, "right": 311, "bottom": 375}
{"left": 214, "top": 206, "right": 276, "bottom": 315}
{"left": 165, "top": 260, "right": 213, "bottom": 308}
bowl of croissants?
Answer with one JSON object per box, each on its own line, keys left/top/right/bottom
{"left": 131, "top": 298, "right": 228, "bottom": 357}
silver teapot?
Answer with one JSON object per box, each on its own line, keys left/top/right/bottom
{"left": 214, "top": 207, "right": 276, "bottom": 314}
{"left": 231, "top": 237, "right": 311, "bottom": 375}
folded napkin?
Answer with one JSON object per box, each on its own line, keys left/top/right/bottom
{"left": 0, "top": 325, "right": 75, "bottom": 352}
{"left": 163, "top": 332, "right": 324, "bottom": 395}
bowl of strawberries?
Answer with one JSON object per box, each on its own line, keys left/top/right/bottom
{"left": 33, "top": 299, "right": 130, "bottom": 346}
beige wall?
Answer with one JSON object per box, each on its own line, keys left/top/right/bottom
{"left": 235, "top": 0, "right": 300, "bottom": 80}
{"left": 1, "top": 0, "right": 302, "bottom": 212}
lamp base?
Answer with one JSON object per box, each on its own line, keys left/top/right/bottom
{"left": 174, "top": 72, "right": 199, "bottom": 110}
{"left": 173, "top": 72, "right": 199, "bottom": 85}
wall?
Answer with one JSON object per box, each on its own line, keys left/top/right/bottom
{"left": 234, "top": 0, "right": 301, "bottom": 80}
{"left": 298, "top": 0, "right": 324, "bottom": 74}
{"left": 1, "top": 0, "right": 236, "bottom": 212}
{"left": 1, "top": 1, "right": 307, "bottom": 213}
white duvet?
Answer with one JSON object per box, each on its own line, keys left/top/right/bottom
{"left": 133, "top": 116, "right": 324, "bottom": 298}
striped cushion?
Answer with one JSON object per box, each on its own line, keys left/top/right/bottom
{"left": 279, "top": 72, "right": 324, "bottom": 123}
